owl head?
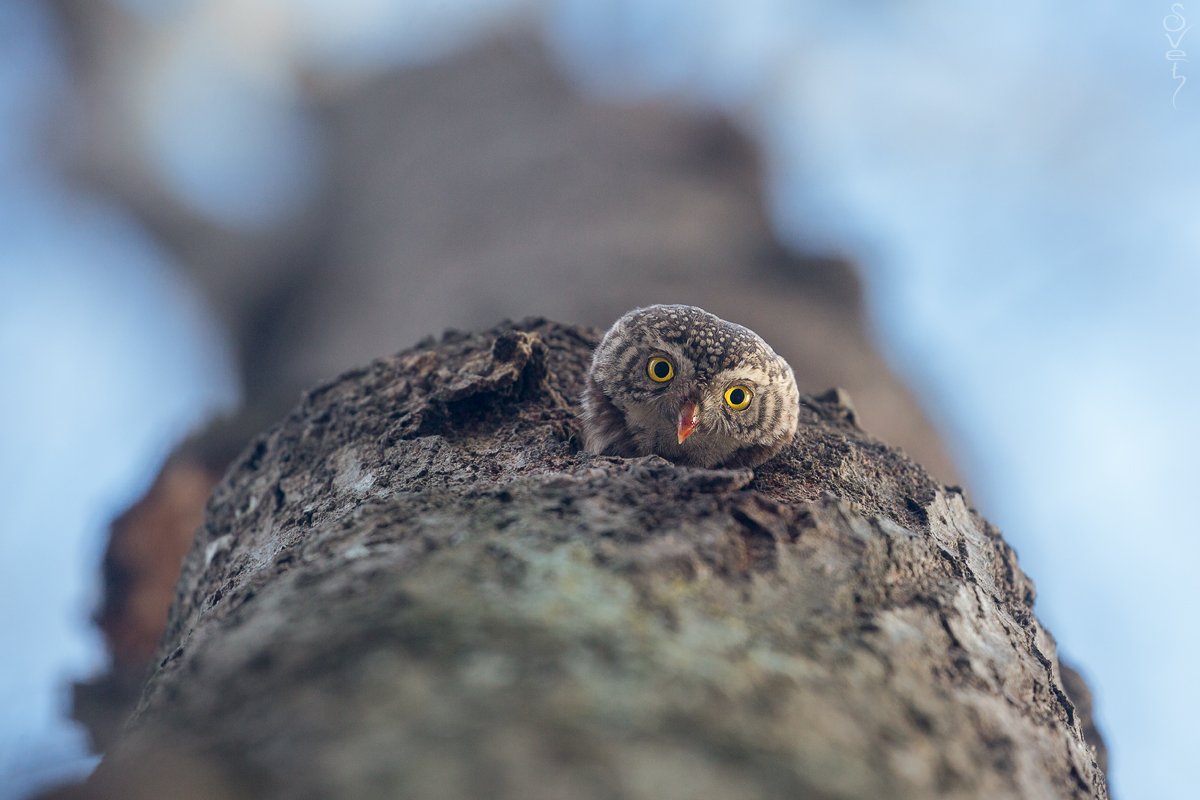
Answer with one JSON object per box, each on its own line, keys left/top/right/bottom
{"left": 586, "top": 305, "right": 799, "bottom": 468}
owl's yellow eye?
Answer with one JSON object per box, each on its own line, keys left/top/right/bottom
{"left": 647, "top": 357, "right": 674, "bottom": 383}
{"left": 724, "top": 385, "right": 752, "bottom": 410}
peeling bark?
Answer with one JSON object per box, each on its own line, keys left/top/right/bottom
{"left": 75, "top": 320, "right": 1107, "bottom": 800}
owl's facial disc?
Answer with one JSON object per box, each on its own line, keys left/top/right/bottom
{"left": 583, "top": 304, "right": 799, "bottom": 468}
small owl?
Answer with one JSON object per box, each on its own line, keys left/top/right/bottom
{"left": 581, "top": 305, "right": 800, "bottom": 468}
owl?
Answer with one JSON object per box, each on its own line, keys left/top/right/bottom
{"left": 581, "top": 305, "right": 800, "bottom": 468}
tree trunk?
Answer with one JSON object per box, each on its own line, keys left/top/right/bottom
{"left": 74, "top": 320, "right": 1107, "bottom": 800}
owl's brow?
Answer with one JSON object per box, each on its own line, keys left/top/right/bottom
{"left": 712, "top": 365, "right": 770, "bottom": 388}
{"left": 606, "top": 325, "right": 667, "bottom": 372}
{"left": 613, "top": 340, "right": 646, "bottom": 375}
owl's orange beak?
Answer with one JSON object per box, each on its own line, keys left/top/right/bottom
{"left": 677, "top": 400, "right": 700, "bottom": 444}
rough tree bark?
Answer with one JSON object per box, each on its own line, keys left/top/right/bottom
{"left": 75, "top": 320, "right": 1107, "bottom": 800}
